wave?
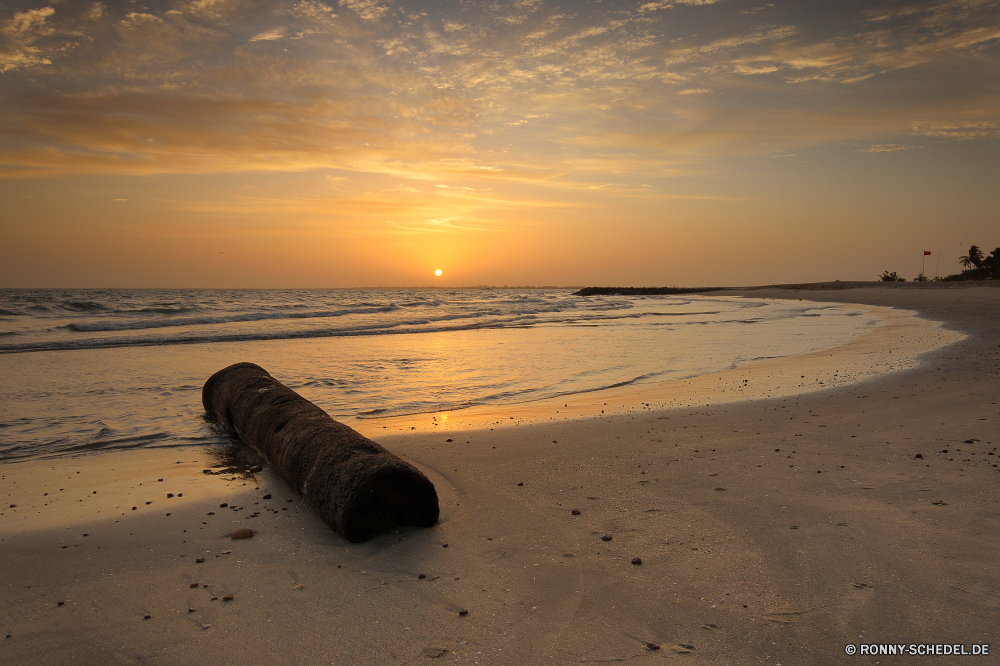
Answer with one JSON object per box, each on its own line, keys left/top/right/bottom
{"left": 62, "top": 301, "right": 107, "bottom": 312}
{"left": 65, "top": 303, "right": 404, "bottom": 332}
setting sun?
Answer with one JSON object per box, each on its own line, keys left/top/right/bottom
{"left": 434, "top": 269, "right": 443, "bottom": 277}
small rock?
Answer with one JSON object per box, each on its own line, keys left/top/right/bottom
{"left": 646, "top": 643, "right": 660, "bottom": 651}
{"left": 207, "top": 512, "right": 215, "bottom": 516}
{"left": 458, "top": 609, "right": 468, "bottom": 616}
{"left": 196, "top": 558, "right": 205, "bottom": 563}
{"left": 57, "top": 601, "right": 65, "bottom": 606}
{"left": 188, "top": 608, "right": 196, "bottom": 613}
{"left": 230, "top": 528, "right": 254, "bottom": 540}
{"left": 132, "top": 506, "right": 137, "bottom": 511}
{"left": 248, "top": 465, "right": 263, "bottom": 473}
{"left": 601, "top": 535, "right": 613, "bottom": 542}
{"left": 517, "top": 482, "right": 523, "bottom": 486}
{"left": 571, "top": 509, "right": 581, "bottom": 515}
{"left": 189, "top": 583, "right": 198, "bottom": 588}
{"left": 442, "top": 543, "right": 448, "bottom": 548}
{"left": 145, "top": 501, "right": 152, "bottom": 505}
{"left": 263, "top": 494, "right": 272, "bottom": 500}
{"left": 143, "top": 615, "right": 151, "bottom": 620}
{"left": 714, "top": 487, "right": 726, "bottom": 491}
{"left": 9, "top": 504, "right": 15, "bottom": 508}
{"left": 211, "top": 596, "right": 218, "bottom": 600}
{"left": 446, "top": 439, "right": 453, "bottom": 442}
{"left": 418, "top": 574, "right": 426, "bottom": 579}
{"left": 294, "top": 583, "right": 305, "bottom": 590}
{"left": 222, "top": 595, "right": 234, "bottom": 601}
{"left": 157, "top": 479, "right": 163, "bottom": 482}
{"left": 914, "top": 454, "right": 923, "bottom": 459}
{"left": 201, "top": 624, "right": 212, "bottom": 630}
{"left": 219, "top": 503, "right": 228, "bottom": 508}
{"left": 631, "top": 557, "right": 642, "bottom": 565}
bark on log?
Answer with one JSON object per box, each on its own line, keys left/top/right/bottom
{"left": 202, "top": 362, "right": 439, "bottom": 543}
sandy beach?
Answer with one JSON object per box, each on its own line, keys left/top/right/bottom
{"left": 2, "top": 283, "right": 998, "bottom": 665}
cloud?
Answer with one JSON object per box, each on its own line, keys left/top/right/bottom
{"left": 859, "top": 144, "right": 913, "bottom": 153}
{"left": 911, "top": 119, "right": 1000, "bottom": 141}
{"left": 0, "top": 7, "right": 56, "bottom": 72}
{"left": 340, "top": 0, "right": 389, "bottom": 21}
{"left": 1, "top": 0, "right": 996, "bottom": 188}
{"left": 250, "top": 27, "right": 286, "bottom": 41}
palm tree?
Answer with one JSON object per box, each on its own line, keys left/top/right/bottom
{"left": 959, "top": 245, "right": 984, "bottom": 271}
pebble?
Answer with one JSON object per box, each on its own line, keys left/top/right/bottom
{"left": 220, "top": 503, "right": 228, "bottom": 508}
{"left": 222, "top": 595, "right": 234, "bottom": 601}
{"left": 631, "top": 557, "right": 642, "bottom": 565}
{"left": 915, "top": 454, "right": 923, "bottom": 459}
{"left": 188, "top": 608, "right": 196, "bottom": 613}
{"left": 249, "top": 465, "right": 263, "bottom": 473}
{"left": 211, "top": 596, "right": 218, "bottom": 601}
{"left": 418, "top": 574, "right": 426, "bottom": 579}
{"left": 458, "top": 609, "right": 468, "bottom": 616}
{"left": 201, "top": 624, "right": 212, "bottom": 630}
{"left": 231, "top": 528, "right": 254, "bottom": 539}
{"left": 263, "top": 494, "right": 272, "bottom": 500}
{"left": 143, "top": 615, "right": 151, "bottom": 620}
{"left": 646, "top": 643, "right": 660, "bottom": 651}
{"left": 189, "top": 583, "right": 199, "bottom": 588}
{"left": 196, "top": 558, "right": 205, "bottom": 563}
{"left": 145, "top": 501, "right": 152, "bottom": 505}
{"left": 571, "top": 509, "right": 581, "bottom": 515}
{"left": 207, "top": 512, "right": 215, "bottom": 516}
{"left": 57, "top": 601, "right": 65, "bottom": 606}
{"left": 601, "top": 535, "right": 613, "bottom": 542}
{"left": 517, "top": 482, "right": 523, "bottom": 486}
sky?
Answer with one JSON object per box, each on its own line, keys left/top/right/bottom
{"left": 1, "top": 0, "right": 997, "bottom": 288}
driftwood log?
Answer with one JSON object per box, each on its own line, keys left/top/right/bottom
{"left": 202, "top": 362, "right": 439, "bottom": 543}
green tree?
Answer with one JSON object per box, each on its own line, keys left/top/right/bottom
{"left": 959, "top": 245, "right": 984, "bottom": 270}
{"left": 879, "top": 271, "right": 905, "bottom": 282}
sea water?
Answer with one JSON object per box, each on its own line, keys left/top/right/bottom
{"left": 0, "top": 288, "right": 876, "bottom": 462}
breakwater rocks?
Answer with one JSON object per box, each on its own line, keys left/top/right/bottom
{"left": 202, "top": 362, "right": 439, "bottom": 543}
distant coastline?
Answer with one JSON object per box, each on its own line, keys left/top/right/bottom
{"left": 574, "top": 280, "right": 1000, "bottom": 296}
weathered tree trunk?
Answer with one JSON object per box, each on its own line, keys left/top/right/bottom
{"left": 202, "top": 362, "right": 439, "bottom": 543}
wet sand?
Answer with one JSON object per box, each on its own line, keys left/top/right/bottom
{"left": 1, "top": 283, "right": 998, "bottom": 665}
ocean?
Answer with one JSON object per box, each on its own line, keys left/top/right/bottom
{"left": 0, "top": 288, "right": 876, "bottom": 463}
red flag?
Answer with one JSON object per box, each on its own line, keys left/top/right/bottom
{"left": 924, "top": 251, "right": 931, "bottom": 255}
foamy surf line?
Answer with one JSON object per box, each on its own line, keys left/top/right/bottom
{"left": 349, "top": 303, "right": 965, "bottom": 437}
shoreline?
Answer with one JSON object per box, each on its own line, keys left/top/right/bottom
{"left": 2, "top": 284, "right": 998, "bottom": 665}
{"left": 346, "top": 299, "right": 964, "bottom": 437}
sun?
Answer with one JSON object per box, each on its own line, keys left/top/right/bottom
{"left": 434, "top": 269, "right": 443, "bottom": 277}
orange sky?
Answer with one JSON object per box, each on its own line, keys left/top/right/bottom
{"left": 1, "top": 0, "right": 998, "bottom": 287}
